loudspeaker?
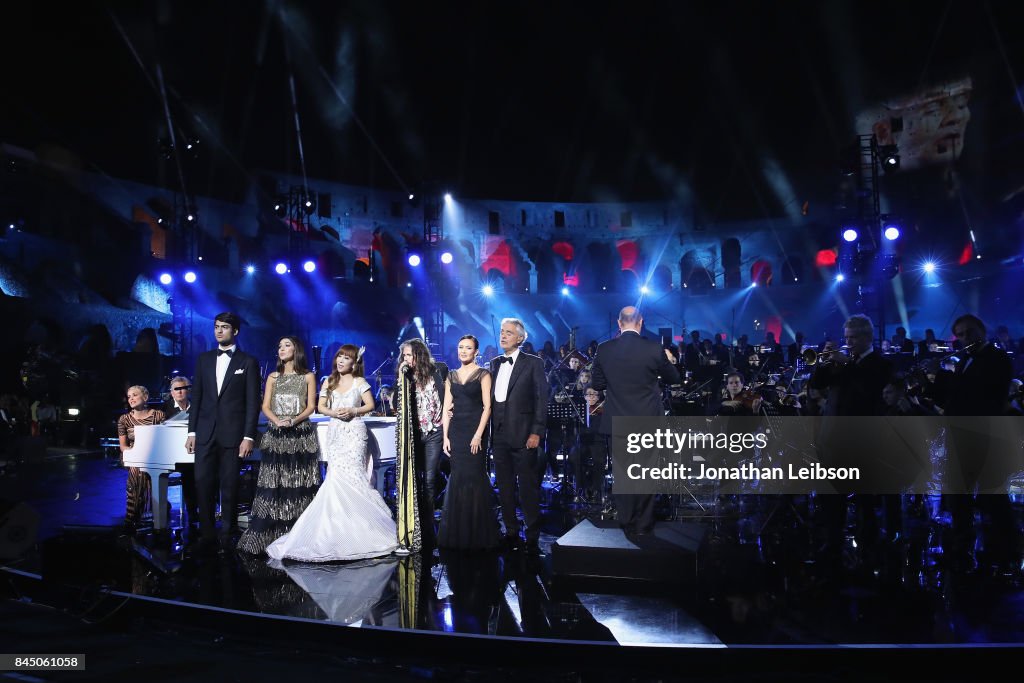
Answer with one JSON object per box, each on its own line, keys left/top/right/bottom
{"left": 0, "top": 500, "right": 40, "bottom": 560}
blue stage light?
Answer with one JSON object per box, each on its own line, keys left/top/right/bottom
{"left": 835, "top": 273, "right": 845, "bottom": 282}
{"left": 245, "top": 265, "right": 255, "bottom": 275}
{"left": 303, "top": 260, "right": 316, "bottom": 273}
{"left": 842, "top": 228, "right": 858, "bottom": 243}
{"left": 923, "top": 262, "right": 936, "bottom": 273}
{"left": 561, "top": 287, "right": 570, "bottom": 296}
{"left": 640, "top": 285, "right": 650, "bottom": 294}
{"left": 482, "top": 285, "right": 494, "bottom": 297}
{"left": 444, "top": 193, "right": 452, "bottom": 203}
{"left": 884, "top": 225, "right": 901, "bottom": 241}
{"left": 183, "top": 271, "right": 197, "bottom": 283}
{"left": 440, "top": 251, "right": 453, "bottom": 265}
{"left": 159, "top": 273, "right": 173, "bottom": 285}
{"left": 408, "top": 254, "right": 421, "bottom": 267}
{"left": 275, "top": 262, "right": 288, "bottom": 275}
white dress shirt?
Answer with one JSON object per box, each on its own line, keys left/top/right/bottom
{"left": 493, "top": 347, "right": 521, "bottom": 403}
{"left": 216, "top": 345, "right": 236, "bottom": 394}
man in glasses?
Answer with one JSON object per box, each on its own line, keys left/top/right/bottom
{"left": 166, "top": 376, "right": 198, "bottom": 528}
{"left": 165, "top": 376, "right": 193, "bottom": 417}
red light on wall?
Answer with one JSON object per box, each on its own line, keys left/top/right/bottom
{"left": 815, "top": 249, "right": 837, "bottom": 267}
{"left": 957, "top": 241, "right": 973, "bottom": 265}
{"left": 552, "top": 241, "right": 575, "bottom": 261}
{"left": 617, "top": 240, "right": 638, "bottom": 271}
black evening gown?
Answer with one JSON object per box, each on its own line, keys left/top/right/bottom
{"left": 438, "top": 368, "right": 501, "bottom": 549}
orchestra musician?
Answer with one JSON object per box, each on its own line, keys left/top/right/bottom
{"left": 683, "top": 331, "right": 703, "bottom": 374}
{"left": 939, "top": 314, "right": 1018, "bottom": 570}
{"left": 164, "top": 376, "right": 198, "bottom": 527}
{"left": 786, "top": 332, "right": 806, "bottom": 366}
{"left": 717, "top": 372, "right": 761, "bottom": 416}
{"left": 571, "top": 387, "right": 607, "bottom": 501}
{"left": 806, "top": 314, "right": 895, "bottom": 557}
{"left": 543, "top": 351, "right": 585, "bottom": 481}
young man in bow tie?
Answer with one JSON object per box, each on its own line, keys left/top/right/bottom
{"left": 185, "top": 312, "right": 261, "bottom": 550}
{"left": 490, "top": 317, "right": 548, "bottom": 554}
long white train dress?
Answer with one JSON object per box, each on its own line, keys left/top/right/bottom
{"left": 267, "top": 378, "right": 398, "bottom": 562}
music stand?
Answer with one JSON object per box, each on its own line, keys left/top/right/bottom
{"left": 546, "top": 398, "right": 590, "bottom": 504}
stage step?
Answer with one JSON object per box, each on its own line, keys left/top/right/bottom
{"left": 551, "top": 519, "right": 705, "bottom": 583}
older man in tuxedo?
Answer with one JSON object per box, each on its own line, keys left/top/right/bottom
{"left": 941, "top": 314, "right": 1018, "bottom": 569}
{"left": 490, "top": 317, "right": 548, "bottom": 555}
{"left": 185, "top": 312, "right": 261, "bottom": 550}
{"left": 165, "top": 375, "right": 198, "bottom": 527}
{"left": 591, "top": 306, "right": 680, "bottom": 539}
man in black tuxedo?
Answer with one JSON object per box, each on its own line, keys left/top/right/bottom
{"left": 807, "top": 314, "right": 895, "bottom": 554}
{"left": 591, "top": 306, "right": 680, "bottom": 538}
{"left": 164, "top": 375, "right": 198, "bottom": 527}
{"left": 185, "top": 313, "right": 261, "bottom": 548}
{"left": 941, "top": 314, "right": 1017, "bottom": 568}
{"left": 490, "top": 318, "right": 548, "bottom": 554}
{"left": 808, "top": 315, "right": 892, "bottom": 418}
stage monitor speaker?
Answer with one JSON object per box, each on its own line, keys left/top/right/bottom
{"left": 0, "top": 500, "right": 40, "bottom": 560}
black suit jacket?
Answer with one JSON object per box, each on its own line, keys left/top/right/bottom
{"left": 808, "top": 349, "right": 892, "bottom": 416}
{"left": 489, "top": 351, "right": 548, "bottom": 446}
{"left": 591, "top": 330, "right": 681, "bottom": 435}
{"left": 942, "top": 343, "right": 1012, "bottom": 416}
{"left": 187, "top": 348, "right": 261, "bottom": 447}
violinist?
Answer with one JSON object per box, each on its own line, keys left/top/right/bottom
{"left": 718, "top": 372, "right": 761, "bottom": 416}
{"left": 572, "top": 387, "right": 607, "bottom": 500}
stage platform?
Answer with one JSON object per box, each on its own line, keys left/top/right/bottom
{"left": 551, "top": 519, "right": 705, "bottom": 583}
{"left": 3, "top": 449, "right": 1024, "bottom": 680}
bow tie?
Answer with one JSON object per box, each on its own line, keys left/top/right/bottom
{"left": 218, "top": 349, "right": 234, "bottom": 357}
{"left": 498, "top": 356, "right": 514, "bottom": 366}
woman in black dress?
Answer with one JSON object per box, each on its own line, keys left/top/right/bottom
{"left": 439, "top": 334, "right": 500, "bottom": 549}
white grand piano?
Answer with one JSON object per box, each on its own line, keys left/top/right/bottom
{"left": 123, "top": 416, "right": 397, "bottom": 530}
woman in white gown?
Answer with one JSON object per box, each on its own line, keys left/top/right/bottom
{"left": 267, "top": 345, "right": 398, "bottom": 562}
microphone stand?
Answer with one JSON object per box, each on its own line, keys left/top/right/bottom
{"left": 369, "top": 355, "right": 392, "bottom": 396}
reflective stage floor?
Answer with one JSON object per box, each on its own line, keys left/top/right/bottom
{"left": 2, "top": 450, "right": 1024, "bottom": 679}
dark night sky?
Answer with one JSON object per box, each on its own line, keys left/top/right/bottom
{"left": 5, "top": 1, "right": 1024, "bottom": 222}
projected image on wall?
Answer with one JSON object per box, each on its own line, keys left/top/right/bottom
{"left": 856, "top": 77, "right": 972, "bottom": 171}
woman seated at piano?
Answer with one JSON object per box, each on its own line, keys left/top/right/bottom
{"left": 117, "top": 385, "right": 166, "bottom": 530}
